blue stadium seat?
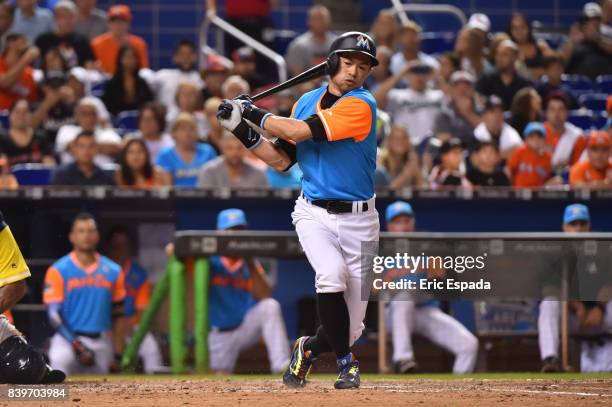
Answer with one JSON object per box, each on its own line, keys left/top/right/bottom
{"left": 592, "top": 112, "right": 608, "bottom": 130}
{"left": 568, "top": 110, "right": 594, "bottom": 130}
{"left": 579, "top": 93, "right": 608, "bottom": 112}
{"left": 0, "top": 109, "right": 8, "bottom": 129}
{"left": 90, "top": 80, "right": 108, "bottom": 98}
{"left": 561, "top": 74, "right": 593, "bottom": 97}
{"left": 595, "top": 75, "right": 612, "bottom": 94}
{"left": 114, "top": 110, "right": 140, "bottom": 134}
{"left": 11, "top": 163, "right": 54, "bottom": 185}
{"left": 420, "top": 32, "right": 456, "bottom": 55}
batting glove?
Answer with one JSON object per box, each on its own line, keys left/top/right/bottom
{"left": 234, "top": 94, "right": 272, "bottom": 129}
{"left": 217, "top": 99, "right": 263, "bottom": 150}
{"left": 72, "top": 339, "right": 95, "bottom": 367}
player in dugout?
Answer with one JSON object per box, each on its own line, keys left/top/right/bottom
{"left": 0, "top": 211, "right": 65, "bottom": 383}
{"left": 44, "top": 213, "right": 127, "bottom": 375}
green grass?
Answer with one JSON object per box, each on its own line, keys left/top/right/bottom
{"left": 67, "top": 372, "right": 612, "bottom": 382}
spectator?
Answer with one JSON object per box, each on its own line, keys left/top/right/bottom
{"left": 231, "top": 46, "right": 267, "bottom": 91}
{"left": 221, "top": 74, "right": 250, "bottom": 100}
{"left": 91, "top": 4, "right": 149, "bottom": 75}
{"left": 166, "top": 81, "right": 207, "bottom": 140}
{"left": 369, "top": 10, "right": 399, "bottom": 49}
{"left": 197, "top": 131, "right": 268, "bottom": 188}
{"left": 429, "top": 138, "right": 471, "bottom": 188}
{"left": 203, "top": 97, "right": 223, "bottom": 152}
{"left": 0, "top": 33, "right": 39, "bottom": 110}
{"left": 535, "top": 53, "right": 578, "bottom": 109}
{"left": 55, "top": 97, "right": 121, "bottom": 165}
{"left": 115, "top": 138, "right": 170, "bottom": 188}
{"left": 506, "top": 122, "right": 555, "bottom": 187}
{"left": 467, "top": 142, "right": 511, "bottom": 186}
{"left": 375, "top": 61, "right": 443, "bottom": 147}
{"left": 0, "top": 155, "right": 17, "bottom": 189}
{"left": 285, "top": 5, "right": 336, "bottom": 77}
{"left": 35, "top": 1, "right": 96, "bottom": 69}
{"left": 476, "top": 39, "right": 532, "bottom": 110}
{"left": 201, "top": 55, "right": 231, "bottom": 103}
{"left": 127, "top": 102, "right": 174, "bottom": 163}
{"left": 156, "top": 112, "right": 217, "bottom": 187}
{"left": 50, "top": 131, "right": 114, "bottom": 185}
{"left": 509, "top": 87, "right": 542, "bottom": 136}
{"left": 569, "top": 131, "right": 612, "bottom": 188}
{"left": 150, "top": 40, "right": 202, "bottom": 112}
{"left": 544, "top": 92, "right": 587, "bottom": 172}
{"left": 12, "top": 0, "right": 53, "bottom": 45}
{"left": 474, "top": 95, "right": 522, "bottom": 159}
{"left": 487, "top": 32, "right": 511, "bottom": 64}
{"left": 390, "top": 20, "right": 439, "bottom": 75}
{"left": 365, "top": 45, "right": 393, "bottom": 93}
{"left": 101, "top": 45, "right": 154, "bottom": 116}
{"left": 435, "top": 51, "right": 460, "bottom": 95}
{"left": 433, "top": 70, "right": 481, "bottom": 147}
{"left": 0, "top": 1, "right": 14, "bottom": 53}
{"left": 74, "top": 0, "right": 108, "bottom": 40}
{"left": 377, "top": 126, "right": 423, "bottom": 189}
{"left": 603, "top": 0, "right": 612, "bottom": 39}
{"left": 506, "top": 13, "right": 552, "bottom": 79}
{"left": 454, "top": 27, "right": 492, "bottom": 78}
{"left": 0, "top": 99, "right": 55, "bottom": 167}
{"left": 564, "top": 4, "right": 612, "bottom": 78}
{"left": 466, "top": 13, "right": 491, "bottom": 44}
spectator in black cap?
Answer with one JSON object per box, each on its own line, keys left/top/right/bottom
{"left": 428, "top": 138, "right": 471, "bottom": 189}
{"left": 473, "top": 95, "right": 522, "bottom": 160}
{"left": 232, "top": 46, "right": 267, "bottom": 91}
{"left": 433, "top": 70, "right": 481, "bottom": 148}
{"left": 467, "top": 142, "right": 510, "bottom": 186}
{"left": 475, "top": 39, "right": 532, "bottom": 110}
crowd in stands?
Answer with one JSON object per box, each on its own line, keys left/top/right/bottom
{"left": 0, "top": 0, "right": 611, "bottom": 190}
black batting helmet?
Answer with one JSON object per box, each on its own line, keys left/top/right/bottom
{"left": 327, "top": 31, "right": 378, "bottom": 75}
{"left": 0, "top": 336, "right": 47, "bottom": 384}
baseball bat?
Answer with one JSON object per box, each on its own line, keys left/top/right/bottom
{"left": 250, "top": 60, "right": 329, "bottom": 102}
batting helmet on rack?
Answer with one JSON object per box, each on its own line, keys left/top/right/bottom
{"left": 326, "top": 31, "right": 378, "bottom": 75}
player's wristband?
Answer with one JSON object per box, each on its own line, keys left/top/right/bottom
{"left": 243, "top": 106, "right": 272, "bottom": 129}
{"left": 232, "top": 120, "right": 262, "bottom": 150}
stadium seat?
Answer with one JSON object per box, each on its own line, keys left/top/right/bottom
{"left": 579, "top": 93, "right": 608, "bottom": 113}
{"left": 568, "top": 110, "right": 594, "bottom": 130}
{"left": 114, "top": 110, "right": 140, "bottom": 134}
{"left": 592, "top": 112, "right": 608, "bottom": 130}
{"left": 595, "top": 75, "right": 612, "bottom": 94}
{"left": 11, "top": 163, "right": 54, "bottom": 185}
{"left": 90, "top": 80, "right": 108, "bottom": 98}
{"left": 561, "top": 74, "right": 593, "bottom": 97}
{"left": 0, "top": 109, "right": 8, "bottom": 129}
{"left": 420, "top": 32, "right": 456, "bottom": 55}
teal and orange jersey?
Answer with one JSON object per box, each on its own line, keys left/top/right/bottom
{"left": 43, "top": 252, "right": 125, "bottom": 334}
{"left": 121, "top": 259, "right": 151, "bottom": 326}
{"left": 292, "top": 85, "right": 377, "bottom": 201}
{"left": 208, "top": 256, "right": 260, "bottom": 330}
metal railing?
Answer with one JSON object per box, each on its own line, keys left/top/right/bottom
{"left": 386, "top": 2, "right": 467, "bottom": 28}
{"left": 200, "top": 15, "right": 288, "bottom": 83}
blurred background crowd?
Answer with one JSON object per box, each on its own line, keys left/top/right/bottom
{"left": 0, "top": 0, "right": 610, "bottom": 191}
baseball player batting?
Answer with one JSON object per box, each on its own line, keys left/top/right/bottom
{"left": 216, "top": 31, "right": 380, "bottom": 389}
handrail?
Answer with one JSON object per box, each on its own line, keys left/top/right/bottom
{"left": 386, "top": 3, "right": 467, "bottom": 28}
{"left": 200, "top": 15, "right": 287, "bottom": 83}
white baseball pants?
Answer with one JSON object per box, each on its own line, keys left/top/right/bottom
{"left": 291, "top": 195, "right": 379, "bottom": 346}
{"left": 48, "top": 332, "right": 113, "bottom": 375}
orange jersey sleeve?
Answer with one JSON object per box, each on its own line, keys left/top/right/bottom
{"left": 570, "top": 136, "right": 587, "bottom": 165}
{"left": 43, "top": 267, "right": 64, "bottom": 304}
{"left": 569, "top": 161, "right": 592, "bottom": 185}
{"left": 112, "top": 269, "right": 127, "bottom": 303}
{"left": 135, "top": 280, "right": 151, "bottom": 311}
{"left": 316, "top": 96, "right": 373, "bottom": 142}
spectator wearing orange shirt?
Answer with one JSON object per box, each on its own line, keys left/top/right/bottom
{"left": 0, "top": 33, "right": 39, "bottom": 110}
{"left": 544, "top": 92, "right": 587, "bottom": 172}
{"left": 91, "top": 5, "right": 148, "bottom": 75}
{"left": 569, "top": 131, "right": 612, "bottom": 188}
{"left": 507, "top": 122, "right": 555, "bottom": 187}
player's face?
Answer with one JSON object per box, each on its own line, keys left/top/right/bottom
{"left": 388, "top": 215, "right": 415, "bottom": 233}
{"left": 332, "top": 54, "right": 372, "bottom": 93}
{"left": 70, "top": 219, "right": 99, "bottom": 252}
{"left": 563, "top": 220, "right": 590, "bottom": 233}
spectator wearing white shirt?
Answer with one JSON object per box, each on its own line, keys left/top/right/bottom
{"left": 125, "top": 102, "right": 174, "bottom": 163}
{"left": 55, "top": 97, "right": 121, "bottom": 165}
{"left": 375, "top": 61, "right": 443, "bottom": 148}
{"left": 389, "top": 21, "right": 440, "bottom": 75}
{"left": 473, "top": 95, "right": 522, "bottom": 159}
{"left": 150, "top": 40, "right": 203, "bottom": 112}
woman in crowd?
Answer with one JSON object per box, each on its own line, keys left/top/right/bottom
{"left": 509, "top": 87, "right": 542, "bottom": 136}
{"left": 166, "top": 81, "right": 208, "bottom": 140}
{"left": 377, "top": 126, "right": 423, "bottom": 189}
{"left": 454, "top": 27, "right": 492, "bottom": 78}
{"left": 115, "top": 137, "right": 170, "bottom": 188}
{"left": 369, "top": 10, "right": 399, "bottom": 49}
{"left": 203, "top": 97, "right": 223, "bottom": 153}
{"left": 126, "top": 102, "right": 174, "bottom": 163}
{"left": 436, "top": 51, "right": 460, "bottom": 95}
{"left": 102, "top": 45, "right": 154, "bottom": 116}
{"left": 506, "top": 13, "right": 552, "bottom": 79}
{"left": 0, "top": 99, "right": 55, "bottom": 167}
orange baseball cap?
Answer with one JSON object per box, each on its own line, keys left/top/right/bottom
{"left": 588, "top": 131, "right": 611, "bottom": 148}
{"left": 108, "top": 5, "right": 132, "bottom": 22}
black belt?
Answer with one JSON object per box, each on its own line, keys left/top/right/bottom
{"left": 75, "top": 331, "right": 102, "bottom": 339}
{"left": 304, "top": 194, "right": 368, "bottom": 214}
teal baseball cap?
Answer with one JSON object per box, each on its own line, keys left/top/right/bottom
{"left": 563, "top": 204, "right": 590, "bottom": 224}
{"left": 523, "top": 122, "right": 546, "bottom": 138}
{"left": 385, "top": 201, "right": 414, "bottom": 223}
{"left": 217, "top": 208, "right": 247, "bottom": 230}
